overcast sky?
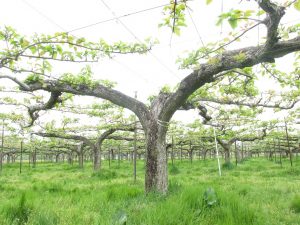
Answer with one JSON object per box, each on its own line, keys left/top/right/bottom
{"left": 0, "top": 0, "right": 260, "bottom": 97}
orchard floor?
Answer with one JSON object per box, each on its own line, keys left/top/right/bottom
{"left": 0, "top": 157, "right": 300, "bottom": 225}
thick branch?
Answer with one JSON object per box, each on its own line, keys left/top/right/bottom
{"left": 217, "top": 128, "right": 267, "bottom": 149}
{"left": 105, "top": 135, "right": 135, "bottom": 142}
{"left": 194, "top": 97, "right": 299, "bottom": 110}
{"left": 258, "top": 0, "right": 285, "bottom": 49}
{"left": 0, "top": 75, "right": 30, "bottom": 91}
{"left": 25, "top": 91, "right": 62, "bottom": 127}
{"left": 162, "top": 36, "right": 300, "bottom": 121}
{"left": 2, "top": 77, "right": 150, "bottom": 129}
{"left": 33, "top": 132, "right": 94, "bottom": 148}
{"left": 96, "top": 126, "right": 135, "bottom": 146}
{"left": 158, "top": 0, "right": 291, "bottom": 121}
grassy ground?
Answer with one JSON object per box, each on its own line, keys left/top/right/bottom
{"left": 0, "top": 157, "right": 299, "bottom": 225}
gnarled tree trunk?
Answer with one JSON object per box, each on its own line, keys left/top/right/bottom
{"left": 68, "top": 152, "right": 73, "bottom": 165}
{"left": 224, "top": 148, "right": 231, "bottom": 164}
{"left": 77, "top": 143, "right": 84, "bottom": 169}
{"left": 93, "top": 148, "right": 100, "bottom": 171}
{"left": 7, "top": 153, "right": 10, "bottom": 163}
{"left": 55, "top": 153, "right": 60, "bottom": 163}
{"left": 78, "top": 153, "right": 83, "bottom": 168}
{"left": 145, "top": 118, "right": 168, "bottom": 193}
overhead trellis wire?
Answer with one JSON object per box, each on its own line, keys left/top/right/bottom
{"left": 99, "top": 0, "right": 181, "bottom": 80}
{"left": 19, "top": 0, "right": 163, "bottom": 86}
{"left": 67, "top": 2, "right": 178, "bottom": 34}
{"left": 186, "top": 5, "right": 205, "bottom": 47}
{"left": 22, "top": 0, "right": 66, "bottom": 31}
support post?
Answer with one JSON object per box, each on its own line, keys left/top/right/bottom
{"left": 213, "top": 128, "right": 222, "bottom": 176}
{"left": 180, "top": 143, "right": 182, "bottom": 162}
{"left": 0, "top": 119, "right": 4, "bottom": 173}
{"left": 20, "top": 141, "right": 23, "bottom": 174}
{"left": 171, "top": 136, "right": 174, "bottom": 165}
{"left": 133, "top": 91, "right": 137, "bottom": 182}
{"left": 118, "top": 145, "right": 121, "bottom": 167}
{"left": 235, "top": 141, "right": 238, "bottom": 166}
{"left": 285, "top": 120, "right": 293, "bottom": 166}
{"left": 189, "top": 140, "right": 193, "bottom": 164}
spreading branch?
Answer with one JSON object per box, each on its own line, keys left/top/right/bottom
{"left": 217, "top": 128, "right": 267, "bottom": 149}
{"left": 96, "top": 126, "right": 135, "bottom": 146}
{"left": 193, "top": 97, "right": 299, "bottom": 110}
{"left": 161, "top": 0, "right": 294, "bottom": 121}
{"left": 33, "top": 124, "right": 135, "bottom": 152}
{"left": 25, "top": 91, "right": 62, "bottom": 128}
{"left": 33, "top": 132, "right": 94, "bottom": 147}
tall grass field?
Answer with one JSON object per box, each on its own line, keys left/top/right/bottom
{"left": 0, "top": 158, "right": 299, "bottom": 224}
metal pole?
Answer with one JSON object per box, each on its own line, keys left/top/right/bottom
{"left": 171, "top": 136, "right": 174, "bottom": 165}
{"left": 277, "top": 138, "right": 282, "bottom": 167}
{"left": 108, "top": 149, "right": 111, "bottom": 168}
{"left": 213, "top": 127, "right": 222, "bottom": 176}
{"left": 189, "top": 140, "right": 192, "bottom": 164}
{"left": 1, "top": 119, "right": 4, "bottom": 173}
{"left": 20, "top": 141, "right": 23, "bottom": 174}
{"left": 273, "top": 138, "right": 276, "bottom": 162}
{"left": 285, "top": 120, "right": 293, "bottom": 166}
{"left": 133, "top": 91, "right": 137, "bottom": 182}
{"left": 34, "top": 147, "right": 37, "bottom": 168}
{"left": 235, "top": 141, "right": 238, "bottom": 166}
{"left": 118, "top": 145, "right": 121, "bottom": 167}
{"left": 241, "top": 142, "right": 244, "bottom": 160}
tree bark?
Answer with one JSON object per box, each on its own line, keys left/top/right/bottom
{"left": 68, "top": 152, "right": 73, "bottom": 165}
{"left": 145, "top": 119, "right": 168, "bottom": 194}
{"left": 33, "top": 148, "right": 37, "bottom": 168}
{"left": 93, "top": 147, "right": 100, "bottom": 171}
{"left": 79, "top": 152, "right": 83, "bottom": 168}
{"left": 236, "top": 147, "right": 242, "bottom": 163}
{"left": 55, "top": 154, "right": 60, "bottom": 163}
{"left": 189, "top": 141, "right": 193, "bottom": 164}
{"left": 203, "top": 150, "right": 207, "bottom": 160}
{"left": 77, "top": 143, "right": 84, "bottom": 169}
{"left": 224, "top": 148, "right": 231, "bottom": 164}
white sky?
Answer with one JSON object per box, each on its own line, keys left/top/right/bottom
{"left": 0, "top": 0, "right": 299, "bottom": 126}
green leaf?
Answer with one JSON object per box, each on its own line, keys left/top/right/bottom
{"left": 56, "top": 45, "right": 63, "bottom": 54}
{"left": 228, "top": 18, "right": 238, "bottom": 29}
{"left": 256, "top": 10, "right": 265, "bottom": 16}
{"left": 295, "top": 0, "right": 300, "bottom": 11}
{"left": 29, "top": 46, "right": 37, "bottom": 54}
{"left": 173, "top": 27, "right": 181, "bottom": 36}
{"left": 206, "top": 0, "right": 213, "bottom": 5}
{"left": 76, "top": 37, "right": 85, "bottom": 44}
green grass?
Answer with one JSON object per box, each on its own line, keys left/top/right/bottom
{"left": 0, "top": 157, "right": 299, "bottom": 224}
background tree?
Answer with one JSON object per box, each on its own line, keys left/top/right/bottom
{"left": 1, "top": 0, "right": 300, "bottom": 193}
